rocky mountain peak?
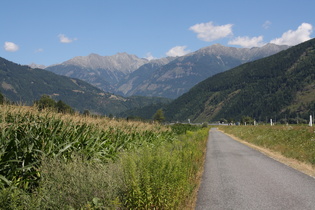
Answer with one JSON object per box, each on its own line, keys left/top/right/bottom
{"left": 62, "top": 52, "right": 149, "bottom": 74}
{"left": 28, "top": 63, "right": 46, "bottom": 69}
{"left": 192, "top": 43, "right": 290, "bottom": 61}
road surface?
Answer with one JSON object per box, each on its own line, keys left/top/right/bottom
{"left": 196, "top": 128, "right": 315, "bottom": 210}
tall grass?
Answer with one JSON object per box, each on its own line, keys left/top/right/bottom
{"left": 120, "top": 129, "right": 208, "bottom": 209}
{"left": 0, "top": 104, "right": 208, "bottom": 209}
{"left": 219, "top": 125, "right": 315, "bottom": 165}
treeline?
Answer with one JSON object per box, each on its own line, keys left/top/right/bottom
{"left": 34, "top": 95, "right": 74, "bottom": 114}
{"left": 0, "top": 92, "right": 74, "bottom": 114}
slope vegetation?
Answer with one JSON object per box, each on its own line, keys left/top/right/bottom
{"left": 165, "top": 38, "right": 315, "bottom": 122}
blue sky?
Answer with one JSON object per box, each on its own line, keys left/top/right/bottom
{"left": 1, "top": 0, "right": 314, "bottom": 66}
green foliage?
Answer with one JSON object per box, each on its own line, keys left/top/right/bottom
{"left": 37, "top": 157, "right": 122, "bottom": 209}
{"left": 0, "top": 92, "right": 4, "bottom": 104}
{"left": 120, "top": 128, "right": 208, "bottom": 209}
{"left": 153, "top": 108, "right": 165, "bottom": 123}
{"left": 117, "top": 102, "right": 170, "bottom": 120}
{"left": 34, "top": 95, "right": 74, "bottom": 114}
{"left": 34, "top": 95, "right": 56, "bottom": 110}
{"left": 165, "top": 38, "right": 315, "bottom": 123}
{"left": 0, "top": 104, "right": 208, "bottom": 208}
{"left": 220, "top": 125, "right": 315, "bottom": 165}
{"left": 241, "top": 116, "right": 254, "bottom": 125}
{"left": 171, "top": 123, "right": 206, "bottom": 135}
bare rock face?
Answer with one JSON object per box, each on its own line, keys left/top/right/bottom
{"left": 28, "top": 63, "right": 46, "bottom": 69}
{"left": 46, "top": 52, "right": 150, "bottom": 92}
{"left": 62, "top": 53, "right": 148, "bottom": 74}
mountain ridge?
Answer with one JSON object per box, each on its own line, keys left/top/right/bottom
{"left": 118, "top": 43, "right": 290, "bottom": 98}
{"left": 45, "top": 43, "right": 289, "bottom": 99}
{"left": 163, "top": 38, "right": 315, "bottom": 122}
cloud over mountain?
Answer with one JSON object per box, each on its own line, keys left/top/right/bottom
{"left": 228, "top": 36, "right": 265, "bottom": 48}
{"left": 166, "top": 46, "right": 191, "bottom": 57}
{"left": 270, "top": 23, "right": 313, "bottom": 46}
{"left": 189, "top": 21, "right": 233, "bottom": 42}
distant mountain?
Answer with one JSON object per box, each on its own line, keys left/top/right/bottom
{"left": 46, "top": 53, "right": 149, "bottom": 92}
{"left": 115, "top": 57, "right": 176, "bottom": 96}
{"left": 164, "top": 38, "right": 315, "bottom": 123}
{"left": 45, "top": 44, "right": 289, "bottom": 99}
{"left": 121, "top": 43, "right": 290, "bottom": 99}
{"left": 29, "top": 63, "right": 46, "bottom": 69}
{"left": 0, "top": 57, "right": 171, "bottom": 115}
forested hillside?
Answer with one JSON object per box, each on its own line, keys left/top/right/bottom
{"left": 164, "top": 38, "right": 315, "bottom": 123}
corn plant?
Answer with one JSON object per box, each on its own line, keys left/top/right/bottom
{"left": 0, "top": 105, "right": 174, "bottom": 189}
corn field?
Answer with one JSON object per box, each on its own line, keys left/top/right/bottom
{"left": 0, "top": 104, "right": 208, "bottom": 209}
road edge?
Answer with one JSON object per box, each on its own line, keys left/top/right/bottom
{"left": 218, "top": 128, "right": 315, "bottom": 178}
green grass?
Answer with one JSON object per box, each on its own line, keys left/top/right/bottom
{"left": 119, "top": 129, "right": 208, "bottom": 209}
{"left": 0, "top": 104, "right": 209, "bottom": 209}
{"left": 219, "top": 125, "right": 315, "bottom": 165}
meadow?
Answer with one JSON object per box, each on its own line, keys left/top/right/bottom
{"left": 0, "top": 104, "right": 208, "bottom": 209}
{"left": 219, "top": 125, "right": 315, "bottom": 166}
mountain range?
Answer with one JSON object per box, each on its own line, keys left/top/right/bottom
{"left": 44, "top": 44, "right": 289, "bottom": 99}
{"left": 163, "top": 38, "right": 315, "bottom": 123}
{"left": 5, "top": 39, "right": 313, "bottom": 123}
{"left": 0, "top": 57, "right": 171, "bottom": 115}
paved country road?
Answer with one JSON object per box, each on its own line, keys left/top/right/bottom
{"left": 196, "top": 128, "right": 315, "bottom": 210}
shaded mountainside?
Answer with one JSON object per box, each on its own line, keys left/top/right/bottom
{"left": 164, "top": 38, "right": 315, "bottom": 123}
{"left": 120, "top": 44, "right": 289, "bottom": 99}
{"left": 0, "top": 57, "right": 171, "bottom": 115}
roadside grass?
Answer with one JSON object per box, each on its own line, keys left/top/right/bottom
{"left": 219, "top": 125, "right": 315, "bottom": 166}
{"left": 0, "top": 104, "right": 208, "bottom": 209}
{"left": 120, "top": 129, "right": 208, "bottom": 209}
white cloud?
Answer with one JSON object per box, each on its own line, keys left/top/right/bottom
{"left": 4, "top": 41, "right": 19, "bottom": 52}
{"left": 145, "top": 52, "right": 156, "bottom": 61}
{"left": 228, "top": 36, "right": 265, "bottom": 48}
{"left": 35, "top": 48, "right": 44, "bottom": 53}
{"left": 263, "top": 20, "right": 272, "bottom": 29}
{"left": 189, "top": 21, "right": 233, "bottom": 42}
{"left": 166, "top": 46, "right": 191, "bottom": 57}
{"left": 270, "top": 23, "right": 313, "bottom": 46}
{"left": 58, "top": 34, "right": 77, "bottom": 43}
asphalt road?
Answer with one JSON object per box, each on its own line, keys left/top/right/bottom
{"left": 196, "top": 128, "right": 315, "bottom": 210}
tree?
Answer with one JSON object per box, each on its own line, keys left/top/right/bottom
{"left": 56, "top": 100, "right": 74, "bottom": 114}
{"left": 153, "top": 109, "right": 165, "bottom": 123}
{"left": 34, "top": 95, "right": 56, "bottom": 110}
{"left": 34, "top": 95, "right": 74, "bottom": 114}
{"left": 83, "top": 110, "right": 90, "bottom": 116}
{"left": 0, "top": 92, "right": 4, "bottom": 104}
{"left": 241, "top": 116, "right": 254, "bottom": 125}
